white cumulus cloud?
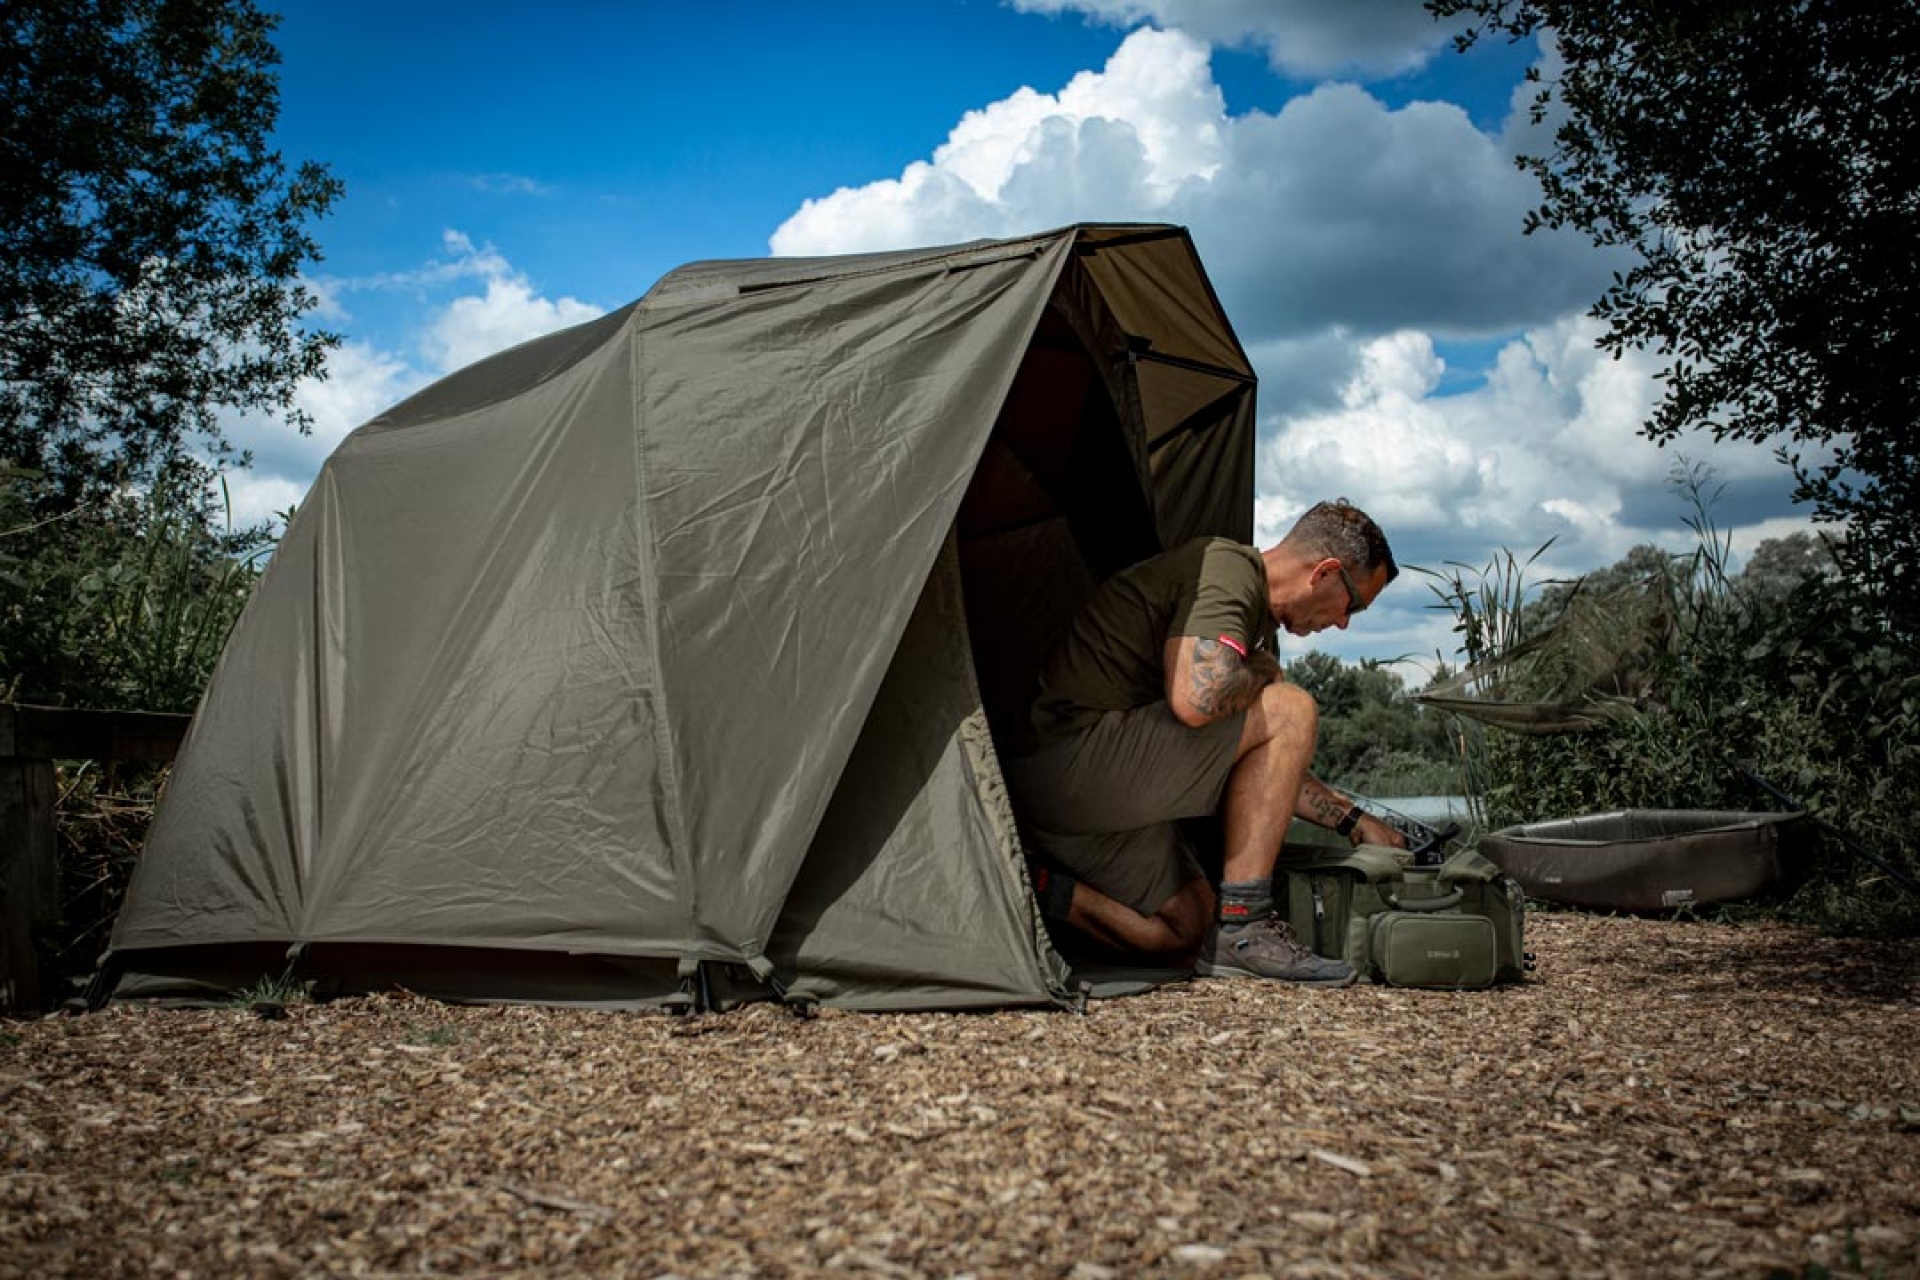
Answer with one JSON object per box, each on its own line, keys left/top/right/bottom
{"left": 773, "top": 30, "right": 1613, "bottom": 344}
{"left": 772, "top": 28, "right": 1224, "bottom": 255}
{"left": 410, "top": 230, "right": 603, "bottom": 374}
{"left": 1257, "top": 315, "right": 1813, "bottom": 669}
{"left": 422, "top": 271, "right": 603, "bottom": 375}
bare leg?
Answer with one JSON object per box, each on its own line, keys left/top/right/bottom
{"left": 1220, "top": 682, "right": 1319, "bottom": 882}
{"left": 1193, "top": 684, "right": 1357, "bottom": 986}
{"left": 1060, "top": 876, "right": 1212, "bottom": 958}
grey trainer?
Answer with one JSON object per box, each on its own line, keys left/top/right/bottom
{"left": 1195, "top": 915, "right": 1357, "bottom": 987}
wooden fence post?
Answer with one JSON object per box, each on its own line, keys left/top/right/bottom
{"left": 0, "top": 747, "right": 57, "bottom": 1011}
{"left": 0, "top": 704, "right": 190, "bottom": 1012}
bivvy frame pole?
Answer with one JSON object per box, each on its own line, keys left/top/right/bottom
{"left": 1730, "top": 758, "right": 1920, "bottom": 897}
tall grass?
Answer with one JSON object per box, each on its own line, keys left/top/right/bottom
{"left": 3, "top": 460, "right": 266, "bottom": 712}
{"left": 83, "top": 471, "right": 267, "bottom": 712}
{"left": 1415, "top": 541, "right": 1557, "bottom": 834}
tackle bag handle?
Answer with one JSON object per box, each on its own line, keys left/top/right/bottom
{"left": 1385, "top": 888, "right": 1464, "bottom": 912}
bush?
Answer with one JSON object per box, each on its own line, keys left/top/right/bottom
{"left": 2, "top": 459, "right": 266, "bottom": 711}
{"left": 1425, "top": 483, "right": 1919, "bottom": 936}
{"left": 3, "top": 460, "right": 267, "bottom": 1001}
{"left": 47, "top": 762, "right": 165, "bottom": 993}
{"left": 1283, "top": 651, "right": 1460, "bottom": 799}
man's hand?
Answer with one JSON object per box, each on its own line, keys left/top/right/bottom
{"left": 1349, "top": 811, "right": 1407, "bottom": 850}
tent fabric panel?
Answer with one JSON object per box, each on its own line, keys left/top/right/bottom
{"left": 361, "top": 303, "right": 640, "bottom": 433}
{"left": 298, "top": 334, "right": 682, "bottom": 951}
{"left": 108, "top": 942, "right": 692, "bottom": 1008}
{"left": 770, "top": 539, "right": 1072, "bottom": 1008}
{"left": 108, "top": 475, "right": 344, "bottom": 952}
{"left": 1041, "top": 248, "right": 1158, "bottom": 521}
{"left": 636, "top": 238, "right": 1075, "bottom": 962}
{"left": 109, "top": 222, "right": 1256, "bottom": 1011}
{"left": 1075, "top": 228, "right": 1254, "bottom": 437}
{"left": 1073, "top": 227, "right": 1256, "bottom": 546}
{"left": 119, "top": 321, "right": 690, "bottom": 957}
{"left": 1148, "top": 386, "right": 1257, "bottom": 546}
{"left": 641, "top": 238, "right": 1054, "bottom": 313}
{"left": 1132, "top": 358, "right": 1251, "bottom": 453}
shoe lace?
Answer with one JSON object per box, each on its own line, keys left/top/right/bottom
{"left": 1246, "top": 914, "right": 1313, "bottom": 961}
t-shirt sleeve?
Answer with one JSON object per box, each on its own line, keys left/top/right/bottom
{"left": 1171, "top": 542, "right": 1265, "bottom": 651}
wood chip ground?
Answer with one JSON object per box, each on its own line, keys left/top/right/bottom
{"left": 3, "top": 915, "right": 1916, "bottom": 1278}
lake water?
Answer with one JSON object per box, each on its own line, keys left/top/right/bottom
{"left": 1283, "top": 794, "right": 1472, "bottom": 849}
{"left": 1364, "top": 795, "right": 1471, "bottom": 826}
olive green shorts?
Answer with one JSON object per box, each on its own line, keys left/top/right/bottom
{"left": 1002, "top": 702, "right": 1244, "bottom": 914}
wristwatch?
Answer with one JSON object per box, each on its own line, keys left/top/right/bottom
{"left": 1334, "top": 803, "right": 1365, "bottom": 838}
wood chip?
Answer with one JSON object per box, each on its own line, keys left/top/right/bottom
{"left": 1309, "top": 1148, "right": 1374, "bottom": 1178}
{"left": 0, "top": 916, "right": 1914, "bottom": 1278}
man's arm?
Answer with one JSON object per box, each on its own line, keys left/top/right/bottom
{"left": 1297, "top": 774, "right": 1407, "bottom": 849}
{"left": 1163, "top": 635, "right": 1281, "bottom": 727}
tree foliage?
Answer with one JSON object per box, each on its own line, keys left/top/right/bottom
{"left": 1, "top": 0, "right": 334, "bottom": 709}
{"left": 1429, "top": 0, "right": 1920, "bottom": 637}
{"left": 0, "top": 0, "right": 340, "bottom": 506}
{"left": 1285, "top": 652, "right": 1461, "bottom": 798}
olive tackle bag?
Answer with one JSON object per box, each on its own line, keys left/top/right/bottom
{"left": 1278, "top": 845, "right": 1527, "bottom": 989}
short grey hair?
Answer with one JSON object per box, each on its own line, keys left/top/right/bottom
{"left": 1282, "top": 499, "right": 1398, "bottom": 583}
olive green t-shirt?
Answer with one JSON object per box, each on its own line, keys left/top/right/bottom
{"left": 1031, "top": 537, "right": 1274, "bottom": 742}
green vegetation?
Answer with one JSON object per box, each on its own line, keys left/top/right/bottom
{"left": 2, "top": 1, "right": 332, "bottom": 1006}
{"left": 1417, "top": 1, "right": 1918, "bottom": 934}
{"left": 3, "top": 0, "right": 331, "bottom": 711}
{"left": 1284, "top": 650, "right": 1460, "bottom": 799}
{"left": 1422, "top": 473, "right": 1919, "bottom": 936}
{"left": 402, "top": 1023, "right": 462, "bottom": 1048}
{"left": 232, "top": 974, "right": 311, "bottom": 1005}
{"left": 44, "top": 762, "right": 159, "bottom": 988}
{"left": 1430, "top": 0, "right": 1920, "bottom": 639}
{"left": 2, "top": 461, "right": 267, "bottom": 712}
{"left": 3, "top": 464, "right": 271, "bottom": 1001}
{"left": 1769, "top": 1231, "right": 1884, "bottom": 1280}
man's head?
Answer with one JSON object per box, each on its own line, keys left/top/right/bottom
{"left": 1264, "top": 499, "right": 1397, "bottom": 637}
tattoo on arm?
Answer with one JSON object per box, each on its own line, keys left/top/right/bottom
{"left": 1297, "top": 775, "right": 1350, "bottom": 827}
{"left": 1185, "top": 638, "right": 1272, "bottom": 719}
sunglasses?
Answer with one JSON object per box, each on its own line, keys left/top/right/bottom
{"left": 1334, "top": 561, "right": 1368, "bottom": 615}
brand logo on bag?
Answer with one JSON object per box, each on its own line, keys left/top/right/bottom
{"left": 1426, "top": 949, "right": 1461, "bottom": 960}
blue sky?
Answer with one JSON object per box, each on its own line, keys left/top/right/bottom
{"left": 245, "top": 0, "right": 1813, "bottom": 676}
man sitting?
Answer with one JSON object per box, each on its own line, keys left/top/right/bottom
{"left": 1004, "top": 499, "right": 1406, "bottom": 987}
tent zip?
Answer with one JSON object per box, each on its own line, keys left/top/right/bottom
{"left": 1127, "top": 345, "right": 1256, "bottom": 386}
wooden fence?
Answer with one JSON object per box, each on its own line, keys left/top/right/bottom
{"left": 0, "top": 705, "right": 189, "bottom": 1012}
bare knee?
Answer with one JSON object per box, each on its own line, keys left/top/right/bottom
{"left": 1239, "top": 681, "right": 1318, "bottom": 755}
{"left": 1152, "top": 878, "right": 1214, "bottom": 956}
{"left": 1261, "top": 680, "right": 1317, "bottom": 728}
